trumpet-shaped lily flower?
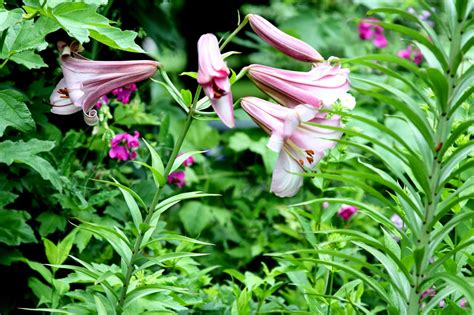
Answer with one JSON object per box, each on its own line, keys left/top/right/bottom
{"left": 241, "top": 97, "right": 342, "bottom": 197}
{"left": 50, "top": 42, "right": 159, "bottom": 125}
{"left": 247, "top": 63, "right": 350, "bottom": 109}
{"left": 248, "top": 14, "right": 323, "bottom": 63}
{"left": 197, "top": 34, "right": 234, "bottom": 128}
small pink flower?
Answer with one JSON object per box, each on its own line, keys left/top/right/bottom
{"left": 391, "top": 214, "right": 404, "bottom": 230}
{"left": 322, "top": 202, "right": 330, "bottom": 209}
{"left": 168, "top": 171, "right": 186, "bottom": 188}
{"left": 439, "top": 300, "right": 446, "bottom": 308}
{"left": 183, "top": 155, "right": 195, "bottom": 167}
{"left": 338, "top": 204, "right": 358, "bottom": 221}
{"left": 358, "top": 18, "right": 387, "bottom": 49}
{"left": 95, "top": 95, "right": 109, "bottom": 109}
{"left": 112, "top": 83, "right": 137, "bottom": 104}
{"left": 413, "top": 48, "right": 423, "bottom": 65}
{"left": 109, "top": 131, "right": 140, "bottom": 161}
{"left": 421, "top": 288, "right": 436, "bottom": 299}
{"left": 398, "top": 46, "right": 413, "bottom": 59}
{"left": 460, "top": 298, "right": 467, "bottom": 308}
{"left": 373, "top": 34, "right": 388, "bottom": 48}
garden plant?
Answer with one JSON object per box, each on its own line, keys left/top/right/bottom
{"left": 0, "top": 0, "right": 472, "bottom": 314}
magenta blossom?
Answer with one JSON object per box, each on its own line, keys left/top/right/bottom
{"left": 421, "top": 288, "right": 436, "bottom": 299}
{"left": 338, "top": 204, "right": 358, "bottom": 221}
{"left": 358, "top": 18, "right": 387, "bottom": 49}
{"left": 248, "top": 14, "right": 323, "bottom": 63}
{"left": 109, "top": 131, "right": 140, "bottom": 161}
{"left": 460, "top": 298, "right": 467, "bottom": 308}
{"left": 112, "top": 83, "right": 137, "bottom": 104}
{"left": 183, "top": 155, "right": 195, "bottom": 167}
{"left": 95, "top": 95, "right": 109, "bottom": 109}
{"left": 50, "top": 42, "right": 159, "bottom": 125}
{"left": 168, "top": 171, "right": 186, "bottom": 188}
{"left": 241, "top": 97, "right": 342, "bottom": 197}
{"left": 398, "top": 45, "right": 423, "bottom": 65}
{"left": 197, "top": 34, "right": 234, "bottom": 128}
{"left": 247, "top": 62, "right": 351, "bottom": 109}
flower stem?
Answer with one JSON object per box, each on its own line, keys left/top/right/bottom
{"left": 116, "top": 87, "right": 199, "bottom": 314}
{"left": 219, "top": 14, "right": 250, "bottom": 51}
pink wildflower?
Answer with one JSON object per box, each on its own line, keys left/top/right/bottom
{"left": 358, "top": 18, "right": 388, "bottom": 49}
{"left": 391, "top": 214, "right": 404, "bottom": 230}
{"left": 95, "top": 95, "right": 109, "bottom": 109}
{"left": 398, "top": 46, "right": 412, "bottom": 59}
{"left": 322, "top": 202, "right": 330, "bottom": 209}
{"left": 421, "top": 288, "right": 436, "bottom": 299}
{"left": 397, "top": 45, "right": 423, "bottom": 65}
{"left": 168, "top": 171, "right": 186, "bottom": 188}
{"left": 183, "top": 155, "right": 195, "bottom": 167}
{"left": 112, "top": 83, "right": 137, "bottom": 104}
{"left": 109, "top": 131, "right": 140, "bottom": 161}
{"left": 460, "top": 298, "right": 467, "bottom": 308}
{"left": 413, "top": 48, "right": 423, "bottom": 65}
{"left": 338, "top": 204, "right": 358, "bottom": 221}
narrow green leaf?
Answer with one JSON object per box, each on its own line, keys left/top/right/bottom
{"left": 94, "top": 295, "right": 107, "bottom": 315}
{"left": 57, "top": 229, "right": 76, "bottom": 265}
{"left": 423, "top": 273, "right": 474, "bottom": 308}
{"left": 143, "top": 139, "right": 165, "bottom": 187}
{"left": 170, "top": 151, "right": 204, "bottom": 173}
{"left": 93, "top": 179, "right": 147, "bottom": 209}
{"left": 439, "top": 141, "right": 474, "bottom": 184}
{"left": 113, "top": 178, "right": 143, "bottom": 230}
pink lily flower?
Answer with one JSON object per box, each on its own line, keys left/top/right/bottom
{"left": 247, "top": 63, "right": 350, "bottom": 109}
{"left": 50, "top": 42, "right": 159, "bottom": 125}
{"left": 197, "top": 34, "right": 234, "bottom": 128}
{"left": 241, "top": 97, "right": 342, "bottom": 197}
{"left": 248, "top": 14, "right": 323, "bottom": 63}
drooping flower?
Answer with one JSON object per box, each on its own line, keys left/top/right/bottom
{"left": 197, "top": 34, "right": 234, "bottom": 128}
{"left": 168, "top": 171, "right": 186, "bottom": 188}
{"left": 95, "top": 95, "right": 109, "bottom": 109}
{"left": 358, "top": 18, "right": 388, "bottom": 49}
{"left": 248, "top": 14, "right": 323, "bottom": 63}
{"left": 246, "top": 62, "right": 350, "bottom": 109}
{"left": 112, "top": 83, "right": 137, "bottom": 104}
{"left": 50, "top": 42, "right": 159, "bottom": 125}
{"left": 241, "top": 97, "right": 342, "bottom": 197}
{"left": 109, "top": 131, "right": 140, "bottom": 161}
{"left": 338, "top": 204, "right": 358, "bottom": 221}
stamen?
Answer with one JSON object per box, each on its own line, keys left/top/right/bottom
{"left": 307, "top": 157, "right": 314, "bottom": 164}
{"left": 212, "top": 81, "right": 226, "bottom": 98}
{"left": 298, "top": 159, "right": 304, "bottom": 166}
{"left": 305, "top": 149, "right": 315, "bottom": 156}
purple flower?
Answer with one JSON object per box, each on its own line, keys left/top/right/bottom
{"left": 391, "top": 214, "right": 404, "bottom": 230}
{"left": 460, "top": 298, "right": 467, "bottom": 308}
{"left": 168, "top": 171, "right": 186, "bottom": 188}
{"left": 398, "top": 46, "right": 413, "bottom": 59}
{"left": 112, "top": 83, "right": 137, "bottom": 104}
{"left": 358, "top": 18, "right": 388, "bottom": 49}
{"left": 413, "top": 48, "right": 423, "bottom": 65}
{"left": 338, "top": 204, "right": 358, "bottom": 221}
{"left": 421, "top": 288, "right": 436, "bottom": 299}
{"left": 95, "top": 95, "right": 109, "bottom": 109}
{"left": 109, "top": 131, "right": 140, "bottom": 161}
{"left": 439, "top": 300, "right": 446, "bottom": 308}
{"left": 397, "top": 45, "right": 423, "bottom": 65}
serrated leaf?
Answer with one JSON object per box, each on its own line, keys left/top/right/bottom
{"left": 0, "top": 90, "right": 35, "bottom": 136}
{"left": 0, "top": 139, "right": 62, "bottom": 191}
{"left": 9, "top": 50, "right": 48, "bottom": 69}
{"left": 36, "top": 212, "right": 67, "bottom": 236}
{"left": 179, "top": 201, "right": 213, "bottom": 236}
{"left": 0, "top": 8, "right": 23, "bottom": 32}
{"left": 51, "top": 2, "right": 143, "bottom": 52}
{"left": 0, "top": 209, "right": 37, "bottom": 245}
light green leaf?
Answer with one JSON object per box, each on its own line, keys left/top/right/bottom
{"left": 114, "top": 178, "right": 143, "bottom": 230}
{"left": 0, "top": 139, "right": 62, "bottom": 191}
{"left": 180, "top": 89, "right": 193, "bottom": 106}
{"left": 57, "top": 230, "right": 76, "bottom": 265}
{"left": 170, "top": 151, "right": 203, "bottom": 173}
{"left": 43, "top": 238, "right": 59, "bottom": 266}
{"left": 9, "top": 50, "right": 48, "bottom": 69}
{"left": 0, "top": 209, "right": 37, "bottom": 245}
{"left": 178, "top": 201, "right": 213, "bottom": 235}
{"left": 143, "top": 139, "right": 165, "bottom": 187}
{"left": 51, "top": 2, "right": 143, "bottom": 52}
{"left": 94, "top": 295, "right": 108, "bottom": 315}
{"left": 0, "top": 8, "right": 23, "bottom": 32}
{"left": 0, "top": 90, "right": 35, "bottom": 136}
{"left": 36, "top": 212, "right": 67, "bottom": 237}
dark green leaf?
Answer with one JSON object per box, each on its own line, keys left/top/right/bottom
{"left": 0, "top": 209, "right": 36, "bottom": 245}
{"left": 0, "top": 90, "right": 35, "bottom": 136}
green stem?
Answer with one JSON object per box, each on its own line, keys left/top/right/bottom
{"left": 219, "top": 15, "right": 250, "bottom": 51}
{"left": 116, "top": 87, "right": 199, "bottom": 314}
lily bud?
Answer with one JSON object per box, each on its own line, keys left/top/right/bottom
{"left": 248, "top": 14, "right": 323, "bottom": 63}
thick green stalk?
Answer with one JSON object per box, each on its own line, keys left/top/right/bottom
{"left": 116, "top": 89, "right": 199, "bottom": 313}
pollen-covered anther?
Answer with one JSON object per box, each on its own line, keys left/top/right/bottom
{"left": 58, "top": 88, "right": 69, "bottom": 98}
{"left": 307, "top": 156, "right": 314, "bottom": 164}
{"left": 305, "top": 149, "right": 315, "bottom": 157}
{"left": 298, "top": 159, "right": 304, "bottom": 166}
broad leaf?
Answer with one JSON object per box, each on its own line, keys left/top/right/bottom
{"left": 0, "top": 209, "right": 37, "bottom": 245}
{"left": 0, "top": 90, "right": 35, "bottom": 136}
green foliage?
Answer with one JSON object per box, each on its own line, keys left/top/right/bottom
{"left": 0, "top": 89, "right": 35, "bottom": 136}
{"left": 0, "top": 209, "right": 37, "bottom": 245}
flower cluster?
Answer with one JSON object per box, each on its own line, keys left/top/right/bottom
{"left": 112, "top": 83, "right": 137, "bottom": 104}
{"left": 358, "top": 18, "right": 387, "bottom": 48}
{"left": 109, "top": 131, "right": 140, "bottom": 161}
{"left": 167, "top": 155, "right": 196, "bottom": 188}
